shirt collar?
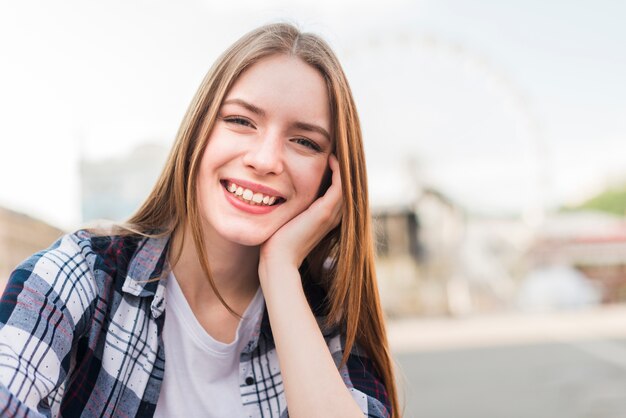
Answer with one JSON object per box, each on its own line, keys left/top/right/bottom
{"left": 120, "top": 234, "right": 171, "bottom": 318}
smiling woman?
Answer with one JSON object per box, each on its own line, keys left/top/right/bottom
{"left": 0, "top": 23, "right": 398, "bottom": 418}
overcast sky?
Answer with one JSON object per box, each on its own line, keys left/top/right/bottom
{"left": 1, "top": 0, "right": 625, "bottom": 229}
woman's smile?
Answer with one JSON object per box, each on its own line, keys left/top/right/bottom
{"left": 221, "top": 178, "right": 285, "bottom": 206}
{"left": 220, "top": 179, "right": 285, "bottom": 215}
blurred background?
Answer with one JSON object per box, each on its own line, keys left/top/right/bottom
{"left": 1, "top": 0, "right": 625, "bottom": 416}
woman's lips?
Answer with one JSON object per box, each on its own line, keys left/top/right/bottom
{"left": 221, "top": 181, "right": 283, "bottom": 215}
{"left": 223, "top": 180, "right": 279, "bottom": 206}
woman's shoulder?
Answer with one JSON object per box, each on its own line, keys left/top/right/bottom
{"left": 30, "top": 228, "right": 144, "bottom": 270}
{"left": 70, "top": 228, "right": 145, "bottom": 268}
{"left": 4, "top": 228, "right": 169, "bottom": 322}
{"left": 9, "top": 229, "right": 156, "bottom": 295}
{"left": 0, "top": 230, "right": 130, "bottom": 341}
{"left": 11, "top": 230, "right": 100, "bottom": 282}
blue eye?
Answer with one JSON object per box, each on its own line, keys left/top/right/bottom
{"left": 293, "top": 137, "right": 322, "bottom": 152}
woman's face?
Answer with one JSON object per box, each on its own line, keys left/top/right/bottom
{"left": 196, "top": 54, "right": 333, "bottom": 247}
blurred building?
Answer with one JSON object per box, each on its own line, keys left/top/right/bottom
{"left": 529, "top": 211, "right": 626, "bottom": 305}
{"left": 370, "top": 160, "right": 534, "bottom": 317}
{"left": 81, "top": 142, "right": 169, "bottom": 222}
{"left": 0, "top": 207, "right": 64, "bottom": 292}
{"left": 461, "top": 216, "right": 532, "bottom": 311}
{"left": 373, "top": 186, "right": 466, "bottom": 317}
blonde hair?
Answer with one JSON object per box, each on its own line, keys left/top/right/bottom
{"left": 126, "top": 23, "right": 399, "bottom": 416}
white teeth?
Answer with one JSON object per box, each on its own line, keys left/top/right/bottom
{"left": 225, "top": 181, "right": 280, "bottom": 206}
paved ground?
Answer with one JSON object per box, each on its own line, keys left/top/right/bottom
{"left": 388, "top": 306, "right": 626, "bottom": 418}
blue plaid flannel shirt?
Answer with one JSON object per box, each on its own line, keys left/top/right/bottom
{"left": 0, "top": 230, "right": 391, "bottom": 417}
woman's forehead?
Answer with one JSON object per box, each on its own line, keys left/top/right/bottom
{"left": 224, "top": 55, "right": 331, "bottom": 129}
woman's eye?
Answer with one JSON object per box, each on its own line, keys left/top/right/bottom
{"left": 293, "top": 137, "right": 322, "bottom": 152}
{"left": 223, "top": 116, "right": 254, "bottom": 128}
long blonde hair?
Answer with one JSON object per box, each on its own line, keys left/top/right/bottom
{"left": 126, "top": 23, "right": 399, "bottom": 416}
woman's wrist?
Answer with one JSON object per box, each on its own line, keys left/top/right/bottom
{"left": 258, "top": 255, "right": 299, "bottom": 287}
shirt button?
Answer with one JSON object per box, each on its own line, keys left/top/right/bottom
{"left": 245, "top": 376, "right": 254, "bottom": 385}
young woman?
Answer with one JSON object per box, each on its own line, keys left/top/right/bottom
{"left": 0, "top": 23, "right": 399, "bottom": 417}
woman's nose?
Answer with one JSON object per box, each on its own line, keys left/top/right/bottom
{"left": 242, "top": 132, "right": 284, "bottom": 175}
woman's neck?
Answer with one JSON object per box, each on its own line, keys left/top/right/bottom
{"left": 169, "top": 222, "right": 260, "bottom": 315}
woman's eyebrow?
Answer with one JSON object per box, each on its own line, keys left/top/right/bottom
{"left": 292, "top": 121, "right": 331, "bottom": 142}
{"left": 222, "top": 97, "right": 331, "bottom": 142}
{"left": 222, "top": 98, "right": 266, "bottom": 117}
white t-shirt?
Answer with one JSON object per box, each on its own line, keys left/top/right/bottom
{"left": 154, "top": 272, "right": 265, "bottom": 418}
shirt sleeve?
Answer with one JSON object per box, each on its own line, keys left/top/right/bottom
{"left": 0, "top": 234, "right": 97, "bottom": 417}
{"left": 328, "top": 334, "right": 392, "bottom": 418}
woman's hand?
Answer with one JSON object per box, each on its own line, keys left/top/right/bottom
{"left": 256, "top": 154, "right": 363, "bottom": 417}
{"left": 259, "top": 153, "right": 343, "bottom": 273}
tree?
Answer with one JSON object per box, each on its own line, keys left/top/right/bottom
{"left": 565, "top": 184, "right": 626, "bottom": 216}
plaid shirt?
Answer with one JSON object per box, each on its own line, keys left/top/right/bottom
{"left": 0, "top": 230, "right": 391, "bottom": 417}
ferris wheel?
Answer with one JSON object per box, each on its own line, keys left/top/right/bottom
{"left": 339, "top": 29, "right": 551, "bottom": 222}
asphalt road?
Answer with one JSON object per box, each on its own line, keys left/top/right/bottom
{"left": 394, "top": 339, "right": 626, "bottom": 418}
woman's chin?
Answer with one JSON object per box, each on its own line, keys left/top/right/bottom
{"left": 234, "top": 236, "right": 269, "bottom": 247}
{"left": 216, "top": 228, "right": 274, "bottom": 247}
